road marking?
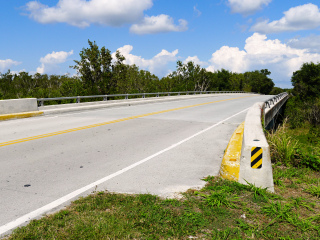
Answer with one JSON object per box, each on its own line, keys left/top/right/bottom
{"left": 0, "top": 107, "right": 250, "bottom": 236}
{"left": 0, "top": 96, "right": 250, "bottom": 148}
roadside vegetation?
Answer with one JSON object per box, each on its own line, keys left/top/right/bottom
{"left": 4, "top": 62, "right": 320, "bottom": 240}
{"left": 0, "top": 40, "right": 277, "bottom": 103}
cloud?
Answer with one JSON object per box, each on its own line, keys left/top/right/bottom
{"left": 193, "top": 5, "right": 202, "bottom": 17}
{"left": 130, "top": 14, "right": 188, "bottom": 34}
{"left": 0, "top": 59, "right": 22, "bottom": 72}
{"left": 209, "top": 46, "right": 247, "bottom": 73}
{"left": 25, "top": 0, "right": 153, "bottom": 27}
{"left": 113, "top": 45, "right": 178, "bottom": 77}
{"left": 37, "top": 50, "right": 73, "bottom": 74}
{"left": 287, "top": 35, "right": 320, "bottom": 53}
{"left": 228, "top": 0, "right": 271, "bottom": 15}
{"left": 207, "top": 33, "right": 320, "bottom": 85}
{"left": 251, "top": 3, "right": 320, "bottom": 33}
{"left": 184, "top": 56, "right": 207, "bottom": 66}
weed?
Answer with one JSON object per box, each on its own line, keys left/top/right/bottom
{"left": 244, "top": 180, "right": 278, "bottom": 202}
{"left": 267, "top": 120, "right": 299, "bottom": 166}
{"left": 290, "top": 197, "right": 314, "bottom": 210}
{"left": 262, "top": 201, "right": 293, "bottom": 225}
{"left": 197, "top": 190, "right": 239, "bottom": 209}
{"left": 305, "top": 185, "right": 320, "bottom": 198}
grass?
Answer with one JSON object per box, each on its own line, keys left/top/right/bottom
{"left": 267, "top": 120, "right": 320, "bottom": 171}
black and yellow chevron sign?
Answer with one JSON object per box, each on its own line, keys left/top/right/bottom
{"left": 251, "top": 147, "right": 263, "bottom": 169}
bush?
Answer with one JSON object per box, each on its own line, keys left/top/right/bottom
{"left": 296, "top": 149, "right": 320, "bottom": 171}
{"left": 285, "top": 97, "right": 320, "bottom": 128}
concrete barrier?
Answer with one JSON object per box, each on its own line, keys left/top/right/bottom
{"left": 238, "top": 102, "right": 274, "bottom": 192}
{"left": 0, "top": 98, "right": 43, "bottom": 120}
{"left": 0, "top": 98, "right": 38, "bottom": 114}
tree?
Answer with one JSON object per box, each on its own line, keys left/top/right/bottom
{"left": 291, "top": 62, "right": 320, "bottom": 99}
{"left": 71, "top": 40, "right": 112, "bottom": 94}
{"left": 112, "top": 50, "right": 128, "bottom": 93}
{"left": 244, "top": 69, "right": 274, "bottom": 94}
{"left": 0, "top": 70, "right": 15, "bottom": 99}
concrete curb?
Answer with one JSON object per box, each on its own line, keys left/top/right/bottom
{"left": 219, "top": 122, "right": 244, "bottom": 181}
{"left": 0, "top": 111, "right": 44, "bottom": 121}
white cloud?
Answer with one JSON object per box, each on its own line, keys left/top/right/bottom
{"left": 25, "top": 0, "right": 153, "bottom": 27}
{"left": 0, "top": 59, "right": 21, "bottom": 72}
{"left": 228, "top": 0, "right": 271, "bottom": 15}
{"left": 113, "top": 45, "right": 178, "bottom": 77}
{"left": 184, "top": 56, "right": 207, "bottom": 66}
{"left": 209, "top": 46, "right": 247, "bottom": 73}
{"left": 251, "top": 3, "right": 320, "bottom": 33}
{"left": 37, "top": 50, "right": 73, "bottom": 74}
{"left": 287, "top": 35, "right": 320, "bottom": 53}
{"left": 193, "top": 5, "right": 202, "bottom": 17}
{"left": 207, "top": 33, "right": 320, "bottom": 85}
{"left": 130, "top": 14, "right": 188, "bottom": 35}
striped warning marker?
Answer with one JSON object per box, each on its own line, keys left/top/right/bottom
{"left": 251, "top": 147, "right": 262, "bottom": 169}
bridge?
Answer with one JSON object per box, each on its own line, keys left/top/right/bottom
{"left": 0, "top": 92, "right": 288, "bottom": 236}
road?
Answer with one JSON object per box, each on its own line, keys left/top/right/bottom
{"left": 0, "top": 94, "right": 271, "bottom": 236}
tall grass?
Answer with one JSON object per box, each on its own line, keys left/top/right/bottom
{"left": 267, "top": 120, "right": 299, "bottom": 166}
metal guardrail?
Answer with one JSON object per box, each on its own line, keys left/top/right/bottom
{"left": 264, "top": 92, "right": 289, "bottom": 109}
{"left": 37, "top": 91, "right": 248, "bottom": 106}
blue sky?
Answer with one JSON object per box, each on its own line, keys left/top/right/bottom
{"left": 1, "top": 0, "right": 320, "bottom": 88}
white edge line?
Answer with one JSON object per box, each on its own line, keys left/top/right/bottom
{"left": 0, "top": 107, "right": 249, "bottom": 236}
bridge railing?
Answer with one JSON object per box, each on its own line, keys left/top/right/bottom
{"left": 264, "top": 92, "right": 289, "bottom": 129}
{"left": 37, "top": 91, "right": 249, "bottom": 106}
{"left": 264, "top": 92, "right": 289, "bottom": 109}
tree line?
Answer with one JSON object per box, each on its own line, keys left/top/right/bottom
{"left": 0, "top": 40, "right": 278, "bottom": 100}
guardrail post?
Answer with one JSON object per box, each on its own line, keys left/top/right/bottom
{"left": 143, "top": 93, "right": 145, "bottom": 98}
{"left": 103, "top": 96, "right": 108, "bottom": 101}
{"left": 156, "top": 93, "right": 159, "bottom": 97}
{"left": 125, "top": 94, "right": 128, "bottom": 100}
{"left": 76, "top": 97, "right": 80, "bottom": 103}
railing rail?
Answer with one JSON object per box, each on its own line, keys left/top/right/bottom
{"left": 264, "top": 92, "right": 290, "bottom": 129}
{"left": 264, "top": 92, "right": 289, "bottom": 109}
{"left": 37, "top": 91, "right": 249, "bottom": 106}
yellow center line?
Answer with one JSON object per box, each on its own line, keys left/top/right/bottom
{"left": 0, "top": 96, "right": 251, "bottom": 147}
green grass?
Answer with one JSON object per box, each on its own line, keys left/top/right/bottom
{"left": 267, "top": 120, "right": 320, "bottom": 171}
